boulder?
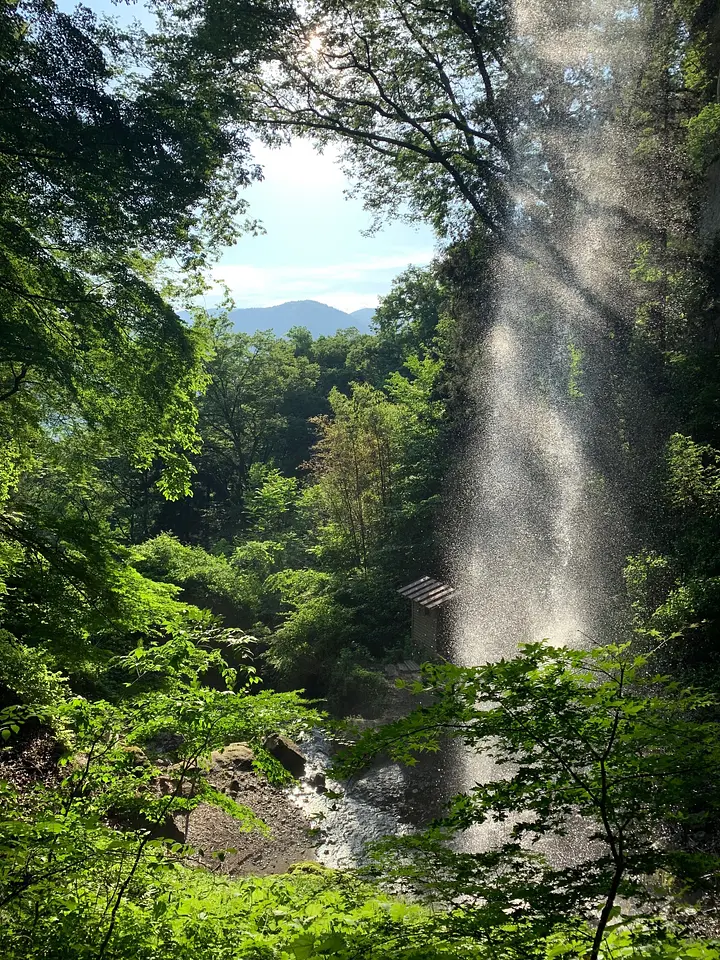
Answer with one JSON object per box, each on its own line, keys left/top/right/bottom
{"left": 308, "top": 771, "right": 326, "bottom": 791}
{"left": 263, "top": 733, "right": 306, "bottom": 779}
{"left": 121, "top": 745, "right": 151, "bottom": 768}
{"left": 210, "top": 742, "right": 255, "bottom": 772}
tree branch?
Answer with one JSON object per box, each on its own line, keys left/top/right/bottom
{"left": 0, "top": 364, "right": 29, "bottom": 402}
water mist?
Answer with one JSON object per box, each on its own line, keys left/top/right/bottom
{"left": 448, "top": 0, "right": 654, "bottom": 848}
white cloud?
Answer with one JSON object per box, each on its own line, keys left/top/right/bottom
{"left": 209, "top": 250, "right": 435, "bottom": 310}
{"left": 252, "top": 140, "right": 347, "bottom": 190}
{"left": 197, "top": 138, "right": 438, "bottom": 313}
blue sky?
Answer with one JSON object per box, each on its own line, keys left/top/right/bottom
{"left": 59, "top": 0, "right": 438, "bottom": 314}
{"left": 212, "top": 141, "right": 436, "bottom": 313}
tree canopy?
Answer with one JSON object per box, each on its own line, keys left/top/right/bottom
{"left": 3, "top": 0, "right": 720, "bottom": 958}
{"left": 250, "top": 0, "right": 512, "bottom": 236}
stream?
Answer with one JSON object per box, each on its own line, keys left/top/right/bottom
{"left": 288, "top": 724, "right": 597, "bottom": 871}
{"left": 287, "top": 727, "right": 454, "bottom": 869}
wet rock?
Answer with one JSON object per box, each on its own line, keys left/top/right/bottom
{"left": 308, "top": 772, "right": 326, "bottom": 791}
{"left": 263, "top": 733, "right": 306, "bottom": 778}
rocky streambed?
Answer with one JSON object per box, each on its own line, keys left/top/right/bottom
{"left": 175, "top": 758, "right": 317, "bottom": 875}
{"left": 287, "top": 726, "right": 452, "bottom": 869}
{"left": 179, "top": 662, "right": 453, "bottom": 875}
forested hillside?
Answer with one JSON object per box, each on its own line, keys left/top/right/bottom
{"left": 3, "top": 0, "right": 720, "bottom": 957}
{"left": 222, "top": 300, "right": 375, "bottom": 337}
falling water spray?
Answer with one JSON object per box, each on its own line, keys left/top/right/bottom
{"left": 447, "top": 0, "right": 656, "bottom": 846}
{"left": 451, "top": 0, "right": 652, "bottom": 664}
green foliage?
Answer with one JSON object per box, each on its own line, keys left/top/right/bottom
{"left": 0, "top": 631, "right": 67, "bottom": 711}
{"left": 335, "top": 641, "right": 720, "bottom": 960}
{"left": 257, "top": 349, "right": 445, "bottom": 687}
{"left": 0, "top": 0, "right": 241, "bottom": 500}
{"left": 246, "top": 464, "right": 302, "bottom": 538}
{"left": 2, "top": 636, "right": 719, "bottom": 960}
{"left": 624, "top": 551, "right": 677, "bottom": 624}
{"left": 265, "top": 568, "right": 353, "bottom": 686}
{"left": 0, "top": 0, "right": 298, "bottom": 700}
{"left": 251, "top": 0, "right": 512, "bottom": 236}
{"left": 666, "top": 434, "right": 720, "bottom": 515}
{"left": 685, "top": 104, "right": 720, "bottom": 173}
{"left": 6, "top": 1, "right": 720, "bottom": 957}
{"left": 324, "top": 648, "right": 389, "bottom": 713}
{"left": 115, "top": 627, "right": 253, "bottom": 693}
{"left": 309, "top": 383, "right": 399, "bottom": 570}
{"left": 0, "top": 509, "right": 214, "bottom": 690}
{"left": 622, "top": 434, "right": 720, "bottom": 667}
{"left": 0, "top": 620, "right": 326, "bottom": 956}
{"left": 372, "top": 267, "right": 446, "bottom": 373}
{"left": 192, "top": 325, "right": 320, "bottom": 535}
{"left": 307, "top": 359, "right": 444, "bottom": 575}
{"left": 0, "top": 840, "right": 487, "bottom": 960}
{"left": 136, "top": 533, "right": 260, "bottom": 623}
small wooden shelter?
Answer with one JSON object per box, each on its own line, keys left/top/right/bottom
{"left": 398, "top": 576, "right": 455, "bottom": 652}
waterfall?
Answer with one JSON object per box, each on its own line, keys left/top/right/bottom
{"left": 448, "top": 0, "right": 652, "bottom": 847}
{"left": 451, "top": 0, "right": 650, "bottom": 664}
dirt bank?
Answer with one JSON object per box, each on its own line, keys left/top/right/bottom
{"left": 175, "top": 766, "right": 319, "bottom": 876}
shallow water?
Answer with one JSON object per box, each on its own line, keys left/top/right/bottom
{"left": 287, "top": 728, "right": 454, "bottom": 868}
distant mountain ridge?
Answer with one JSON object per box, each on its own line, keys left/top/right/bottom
{"left": 226, "top": 300, "right": 375, "bottom": 337}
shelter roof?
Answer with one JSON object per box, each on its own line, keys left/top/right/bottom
{"left": 398, "top": 576, "right": 455, "bottom": 610}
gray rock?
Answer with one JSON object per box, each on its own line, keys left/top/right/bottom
{"left": 308, "top": 771, "right": 326, "bottom": 791}
{"left": 263, "top": 733, "right": 306, "bottom": 778}
{"left": 210, "top": 743, "right": 255, "bottom": 773}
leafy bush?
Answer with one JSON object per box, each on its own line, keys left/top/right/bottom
{"left": 0, "top": 631, "right": 67, "bottom": 710}
{"left": 136, "top": 533, "right": 260, "bottom": 623}
{"left": 335, "top": 640, "right": 720, "bottom": 960}
{"left": 2, "top": 638, "right": 719, "bottom": 960}
{"left": 685, "top": 103, "right": 720, "bottom": 173}
{"left": 326, "top": 648, "right": 388, "bottom": 713}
